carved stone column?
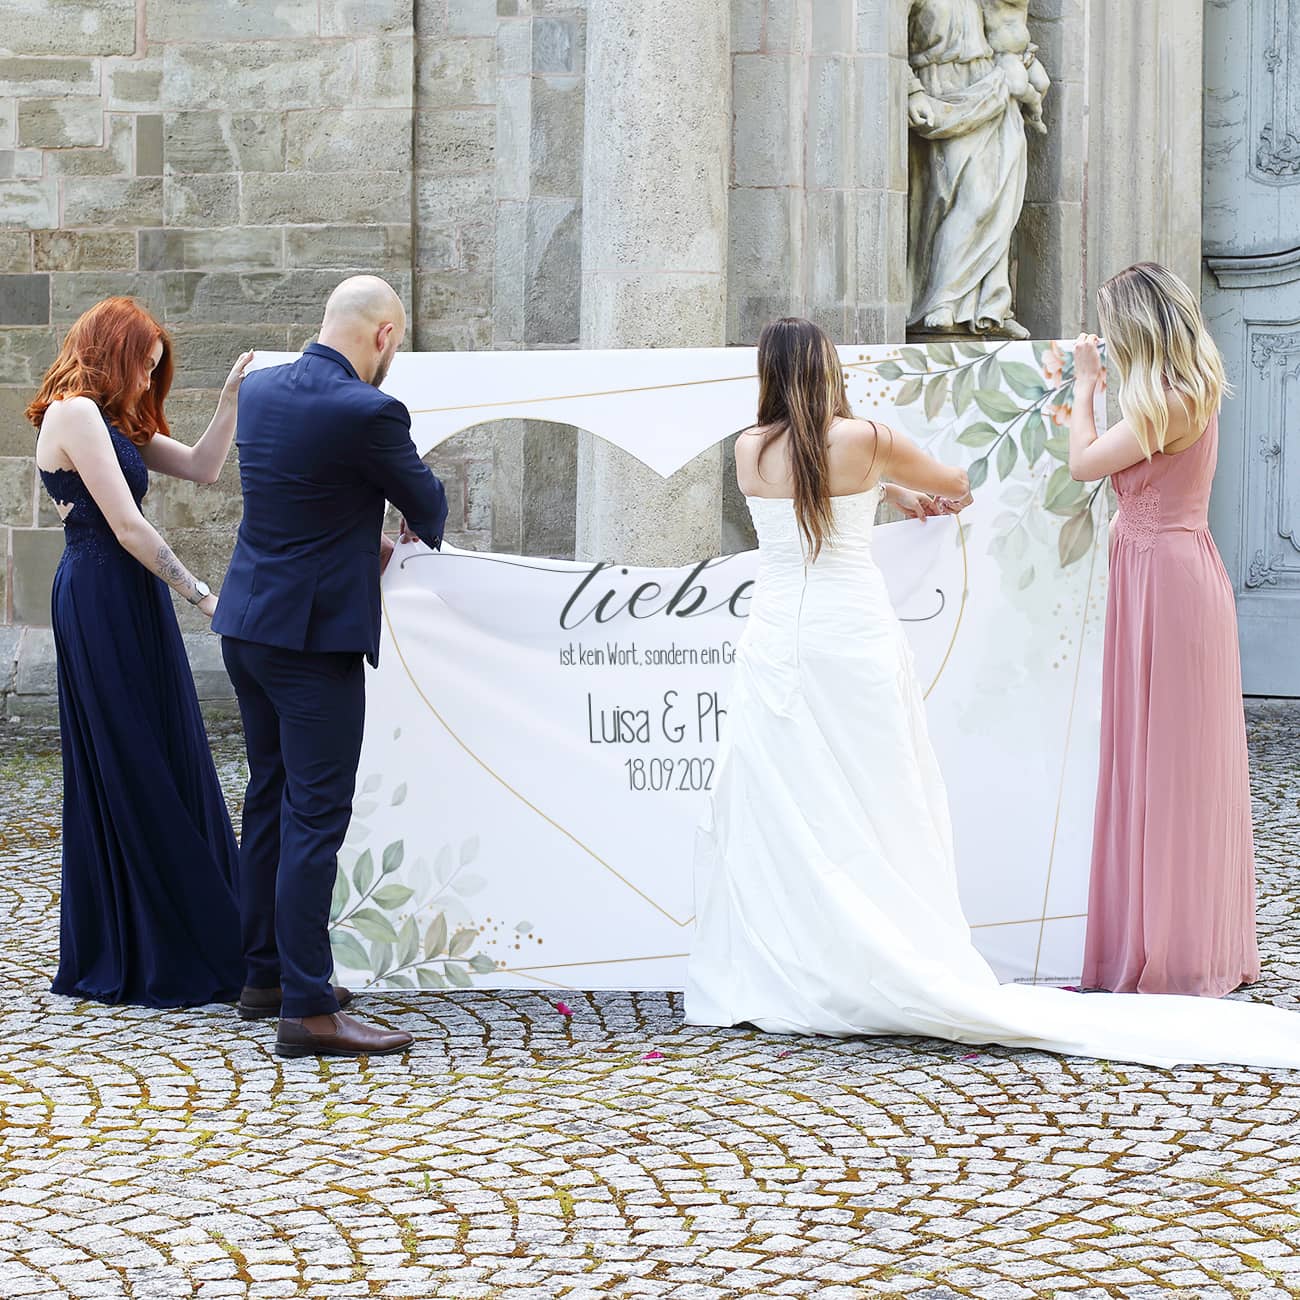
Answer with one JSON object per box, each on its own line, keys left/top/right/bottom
{"left": 1083, "top": 0, "right": 1204, "bottom": 316}
{"left": 574, "top": 0, "right": 730, "bottom": 566}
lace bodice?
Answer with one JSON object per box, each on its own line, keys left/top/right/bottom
{"left": 38, "top": 420, "right": 148, "bottom": 564}
{"left": 1111, "top": 414, "right": 1219, "bottom": 551}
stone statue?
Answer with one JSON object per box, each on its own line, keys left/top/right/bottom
{"left": 906, "top": 0, "right": 1051, "bottom": 340}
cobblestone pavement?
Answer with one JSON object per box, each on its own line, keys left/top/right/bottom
{"left": 1, "top": 707, "right": 1299, "bottom": 1300}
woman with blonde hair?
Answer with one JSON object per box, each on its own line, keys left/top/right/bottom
{"left": 1069, "top": 262, "right": 1256, "bottom": 996}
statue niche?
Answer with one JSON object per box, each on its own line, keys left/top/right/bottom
{"left": 906, "top": 0, "right": 1051, "bottom": 340}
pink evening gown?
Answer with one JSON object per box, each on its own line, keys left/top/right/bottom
{"left": 1083, "top": 413, "right": 1259, "bottom": 997}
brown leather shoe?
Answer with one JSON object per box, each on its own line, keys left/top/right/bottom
{"left": 238, "top": 984, "right": 354, "bottom": 1021}
{"left": 276, "top": 1011, "right": 412, "bottom": 1059}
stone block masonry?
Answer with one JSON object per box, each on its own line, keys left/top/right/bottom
{"left": 0, "top": 0, "right": 591, "bottom": 693}
{"left": 0, "top": 0, "right": 422, "bottom": 666}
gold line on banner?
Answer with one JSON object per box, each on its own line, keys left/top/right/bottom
{"left": 506, "top": 953, "right": 689, "bottom": 974}
{"left": 503, "top": 970, "right": 572, "bottom": 989}
{"left": 404, "top": 355, "right": 910, "bottom": 419}
{"left": 381, "top": 592, "right": 695, "bottom": 929}
{"left": 923, "top": 518, "right": 968, "bottom": 700}
{"left": 972, "top": 913, "right": 1085, "bottom": 931}
{"left": 1031, "top": 518, "right": 1104, "bottom": 983}
{"left": 498, "top": 952, "right": 689, "bottom": 991}
{"left": 406, "top": 372, "right": 757, "bottom": 417}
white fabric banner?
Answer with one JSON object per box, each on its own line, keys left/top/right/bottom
{"left": 252, "top": 341, "right": 1109, "bottom": 993}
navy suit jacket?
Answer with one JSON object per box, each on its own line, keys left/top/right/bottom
{"left": 213, "top": 343, "right": 448, "bottom": 666}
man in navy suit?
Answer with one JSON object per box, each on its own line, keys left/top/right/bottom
{"left": 216, "top": 276, "right": 447, "bottom": 1058}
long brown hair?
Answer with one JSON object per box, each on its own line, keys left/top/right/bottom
{"left": 27, "top": 297, "right": 174, "bottom": 445}
{"left": 756, "top": 317, "right": 854, "bottom": 559}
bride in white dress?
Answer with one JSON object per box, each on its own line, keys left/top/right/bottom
{"left": 685, "top": 317, "right": 1300, "bottom": 1070}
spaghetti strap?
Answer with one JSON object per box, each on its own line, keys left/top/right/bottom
{"left": 862, "top": 419, "right": 892, "bottom": 490}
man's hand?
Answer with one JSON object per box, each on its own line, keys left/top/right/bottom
{"left": 398, "top": 515, "right": 421, "bottom": 546}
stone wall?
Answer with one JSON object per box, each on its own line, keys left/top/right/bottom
{"left": 1016, "top": 0, "right": 1086, "bottom": 338}
{"left": 0, "top": 0, "right": 1220, "bottom": 718}
{"left": 1021, "top": 0, "right": 1204, "bottom": 337}
{"left": 728, "top": 0, "right": 910, "bottom": 347}
{"left": 0, "top": 0, "right": 417, "bottom": 707}
{"left": 0, "top": 0, "right": 589, "bottom": 718}
{"left": 412, "top": 0, "right": 585, "bottom": 558}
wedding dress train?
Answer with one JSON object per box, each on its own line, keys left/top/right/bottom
{"left": 684, "top": 488, "right": 1300, "bottom": 1069}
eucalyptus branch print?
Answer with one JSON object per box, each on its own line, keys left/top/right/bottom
{"left": 862, "top": 339, "right": 1109, "bottom": 587}
{"left": 327, "top": 759, "right": 537, "bottom": 990}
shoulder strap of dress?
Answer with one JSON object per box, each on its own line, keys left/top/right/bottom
{"left": 862, "top": 419, "right": 891, "bottom": 486}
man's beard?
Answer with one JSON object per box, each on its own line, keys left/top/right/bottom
{"left": 372, "top": 346, "right": 396, "bottom": 389}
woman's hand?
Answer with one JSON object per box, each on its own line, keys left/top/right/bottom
{"left": 197, "top": 593, "right": 218, "bottom": 620}
{"left": 1073, "top": 334, "right": 1104, "bottom": 389}
{"left": 220, "top": 350, "right": 255, "bottom": 406}
{"left": 936, "top": 491, "right": 974, "bottom": 514}
{"left": 886, "top": 484, "right": 943, "bottom": 523}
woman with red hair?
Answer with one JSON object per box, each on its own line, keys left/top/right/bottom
{"left": 29, "top": 296, "right": 252, "bottom": 1007}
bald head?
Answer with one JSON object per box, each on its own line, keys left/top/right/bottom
{"left": 317, "top": 275, "right": 406, "bottom": 388}
{"left": 323, "top": 275, "right": 404, "bottom": 331}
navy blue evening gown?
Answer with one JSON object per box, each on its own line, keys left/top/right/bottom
{"left": 39, "top": 414, "right": 242, "bottom": 1006}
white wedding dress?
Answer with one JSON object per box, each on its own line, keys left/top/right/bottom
{"left": 685, "top": 488, "right": 1300, "bottom": 1069}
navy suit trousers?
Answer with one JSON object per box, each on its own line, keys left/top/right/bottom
{"left": 220, "top": 637, "right": 365, "bottom": 1018}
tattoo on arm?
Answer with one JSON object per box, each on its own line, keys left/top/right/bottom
{"left": 154, "top": 543, "right": 197, "bottom": 599}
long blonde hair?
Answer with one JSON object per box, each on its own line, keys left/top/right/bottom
{"left": 755, "top": 318, "right": 855, "bottom": 559}
{"left": 1097, "top": 262, "right": 1230, "bottom": 457}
